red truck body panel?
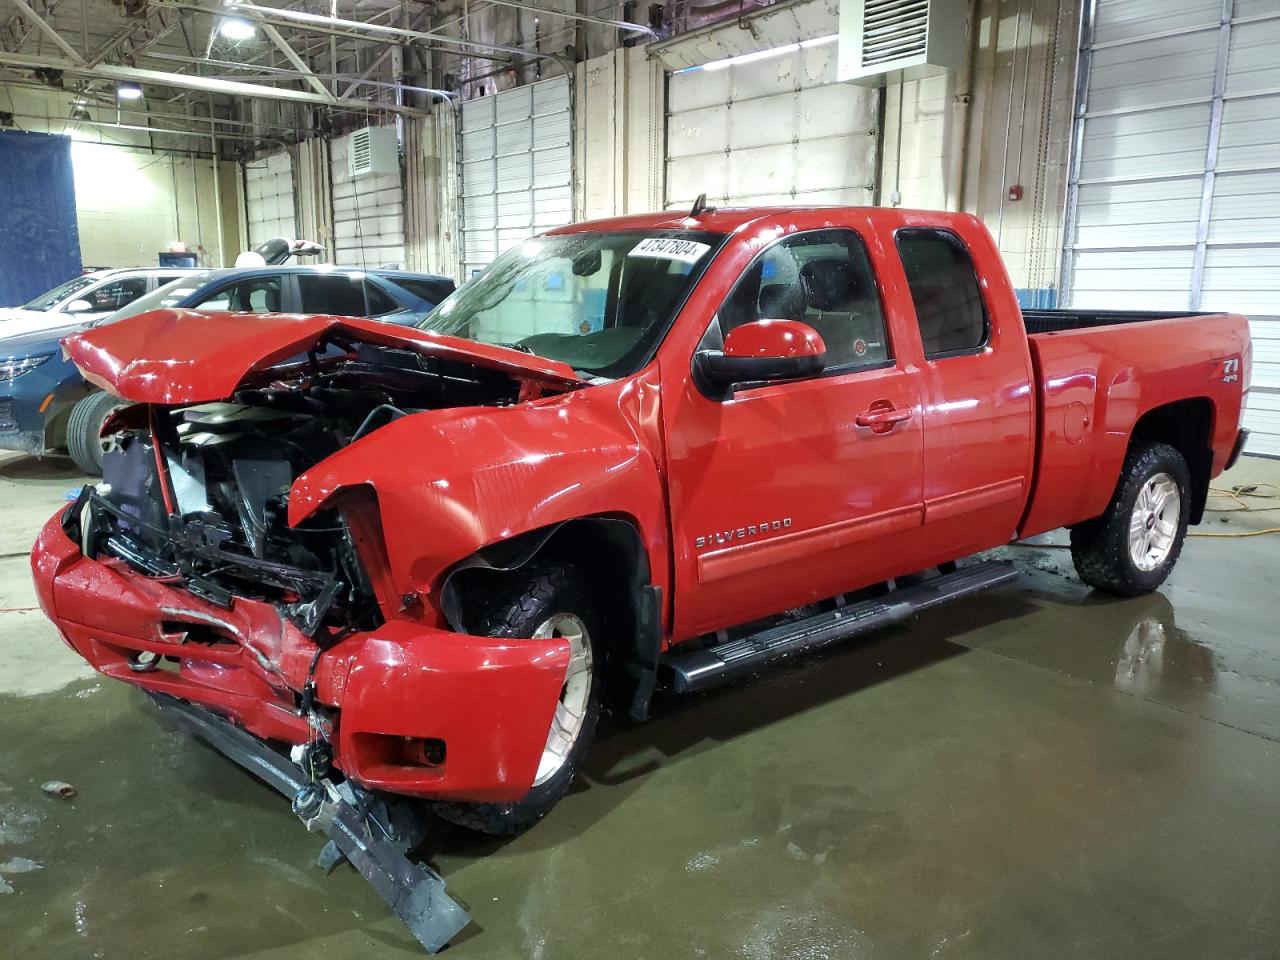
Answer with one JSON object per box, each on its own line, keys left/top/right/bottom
{"left": 32, "top": 206, "right": 1252, "bottom": 804}
{"left": 33, "top": 513, "right": 571, "bottom": 802}
{"left": 1020, "top": 317, "right": 1250, "bottom": 538}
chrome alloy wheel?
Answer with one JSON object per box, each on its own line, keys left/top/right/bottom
{"left": 531, "top": 612, "right": 593, "bottom": 787}
{"left": 1128, "top": 472, "right": 1181, "bottom": 572}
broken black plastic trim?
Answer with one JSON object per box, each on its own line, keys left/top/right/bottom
{"left": 146, "top": 692, "right": 472, "bottom": 953}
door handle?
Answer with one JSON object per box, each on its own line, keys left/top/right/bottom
{"left": 855, "top": 406, "right": 913, "bottom": 430}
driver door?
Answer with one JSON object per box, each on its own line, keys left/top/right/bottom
{"left": 662, "top": 228, "right": 926, "bottom": 639}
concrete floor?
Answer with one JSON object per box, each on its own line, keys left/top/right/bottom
{"left": 2, "top": 451, "right": 1279, "bottom": 960}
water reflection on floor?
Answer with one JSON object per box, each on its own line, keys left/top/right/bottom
{"left": 2, "top": 453, "right": 1278, "bottom": 959}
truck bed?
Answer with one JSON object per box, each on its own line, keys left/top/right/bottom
{"left": 1019, "top": 310, "right": 1251, "bottom": 540}
{"left": 1021, "top": 308, "right": 1214, "bottom": 335}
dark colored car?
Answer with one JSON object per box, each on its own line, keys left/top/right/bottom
{"left": 0, "top": 265, "right": 454, "bottom": 473}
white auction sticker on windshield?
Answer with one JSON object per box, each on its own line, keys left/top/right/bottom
{"left": 628, "top": 237, "right": 711, "bottom": 263}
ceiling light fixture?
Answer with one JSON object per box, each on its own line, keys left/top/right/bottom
{"left": 116, "top": 83, "right": 143, "bottom": 101}
{"left": 219, "top": 17, "right": 257, "bottom": 40}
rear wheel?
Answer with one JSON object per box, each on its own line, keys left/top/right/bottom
{"left": 1070, "top": 442, "right": 1191, "bottom": 596}
{"left": 432, "top": 562, "right": 602, "bottom": 836}
{"left": 66, "top": 391, "right": 125, "bottom": 476}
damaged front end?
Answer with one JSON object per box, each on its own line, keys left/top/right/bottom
{"left": 74, "top": 397, "right": 381, "bottom": 639}
{"left": 34, "top": 314, "right": 585, "bottom": 952}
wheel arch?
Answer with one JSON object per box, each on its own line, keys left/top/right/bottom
{"left": 440, "top": 515, "right": 664, "bottom": 722}
{"left": 1127, "top": 396, "right": 1215, "bottom": 524}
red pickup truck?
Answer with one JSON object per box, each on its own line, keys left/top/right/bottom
{"left": 33, "top": 207, "right": 1251, "bottom": 846}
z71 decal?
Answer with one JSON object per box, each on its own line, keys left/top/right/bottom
{"left": 1222, "top": 357, "right": 1241, "bottom": 384}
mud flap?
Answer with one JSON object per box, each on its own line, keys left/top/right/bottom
{"left": 147, "top": 692, "right": 471, "bottom": 953}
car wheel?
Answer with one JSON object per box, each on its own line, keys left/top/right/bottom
{"left": 1070, "top": 442, "right": 1191, "bottom": 597}
{"left": 432, "top": 562, "right": 603, "bottom": 836}
{"left": 66, "top": 391, "right": 125, "bottom": 477}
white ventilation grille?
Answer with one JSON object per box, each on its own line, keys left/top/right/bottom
{"left": 345, "top": 125, "right": 399, "bottom": 179}
{"left": 838, "top": 0, "right": 965, "bottom": 84}
{"left": 349, "top": 128, "right": 373, "bottom": 177}
{"left": 860, "top": 0, "right": 928, "bottom": 68}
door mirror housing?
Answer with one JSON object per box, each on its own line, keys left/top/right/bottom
{"left": 65, "top": 299, "right": 94, "bottom": 314}
{"left": 695, "top": 319, "right": 826, "bottom": 395}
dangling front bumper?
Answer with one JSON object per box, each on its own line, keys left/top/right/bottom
{"left": 32, "top": 509, "right": 571, "bottom": 804}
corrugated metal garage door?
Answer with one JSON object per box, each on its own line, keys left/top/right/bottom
{"left": 330, "top": 128, "right": 405, "bottom": 268}
{"left": 664, "top": 37, "right": 878, "bottom": 209}
{"left": 459, "top": 77, "right": 573, "bottom": 280}
{"left": 1063, "top": 0, "right": 1280, "bottom": 457}
{"left": 244, "top": 151, "right": 296, "bottom": 246}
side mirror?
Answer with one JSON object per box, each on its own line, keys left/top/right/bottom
{"left": 695, "top": 319, "right": 826, "bottom": 394}
{"left": 65, "top": 299, "right": 94, "bottom": 314}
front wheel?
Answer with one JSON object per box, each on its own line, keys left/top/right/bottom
{"left": 432, "top": 562, "right": 602, "bottom": 836}
{"left": 1070, "top": 441, "right": 1191, "bottom": 596}
{"left": 66, "top": 390, "right": 125, "bottom": 476}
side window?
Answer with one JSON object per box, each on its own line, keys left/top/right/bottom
{"left": 194, "top": 277, "right": 282, "bottom": 313}
{"left": 388, "top": 278, "right": 452, "bottom": 309}
{"left": 363, "top": 282, "right": 400, "bottom": 316}
{"left": 718, "top": 229, "right": 890, "bottom": 370}
{"left": 89, "top": 277, "right": 148, "bottom": 312}
{"left": 895, "top": 229, "right": 988, "bottom": 357}
{"left": 297, "top": 275, "right": 368, "bottom": 316}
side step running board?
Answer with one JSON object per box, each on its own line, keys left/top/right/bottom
{"left": 666, "top": 560, "right": 1018, "bottom": 695}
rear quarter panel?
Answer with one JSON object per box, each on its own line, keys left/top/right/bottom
{"left": 1020, "top": 313, "right": 1250, "bottom": 537}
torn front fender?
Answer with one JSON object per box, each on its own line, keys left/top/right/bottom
{"left": 287, "top": 374, "right": 672, "bottom": 620}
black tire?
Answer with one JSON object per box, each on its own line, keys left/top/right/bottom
{"left": 66, "top": 391, "right": 124, "bottom": 476}
{"left": 1070, "top": 441, "right": 1191, "bottom": 597}
{"left": 432, "top": 562, "right": 603, "bottom": 836}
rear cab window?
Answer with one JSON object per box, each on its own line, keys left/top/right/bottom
{"left": 895, "top": 229, "right": 989, "bottom": 358}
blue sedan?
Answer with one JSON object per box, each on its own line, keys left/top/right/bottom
{"left": 0, "top": 265, "right": 454, "bottom": 473}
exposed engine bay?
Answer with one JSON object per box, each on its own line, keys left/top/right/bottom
{"left": 66, "top": 339, "right": 544, "bottom": 639}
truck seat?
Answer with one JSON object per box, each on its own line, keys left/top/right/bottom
{"left": 757, "top": 282, "right": 805, "bottom": 321}
{"left": 799, "top": 259, "right": 887, "bottom": 366}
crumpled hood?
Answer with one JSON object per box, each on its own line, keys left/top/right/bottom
{"left": 62, "top": 309, "right": 585, "bottom": 404}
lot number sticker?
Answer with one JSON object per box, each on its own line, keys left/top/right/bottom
{"left": 628, "top": 237, "right": 711, "bottom": 264}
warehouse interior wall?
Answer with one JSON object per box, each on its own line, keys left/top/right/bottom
{"left": 880, "top": 0, "right": 1080, "bottom": 294}
{"left": 1, "top": 0, "right": 1085, "bottom": 293}
{"left": 0, "top": 84, "right": 242, "bottom": 269}
{"left": 403, "top": 109, "right": 460, "bottom": 277}
{"left": 575, "top": 47, "right": 665, "bottom": 219}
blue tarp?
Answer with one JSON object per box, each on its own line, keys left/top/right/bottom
{"left": 0, "top": 129, "right": 82, "bottom": 306}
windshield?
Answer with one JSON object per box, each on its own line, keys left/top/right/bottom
{"left": 20, "top": 275, "right": 96, "bottom": 312}
{"left": 417, "top": 230, "right": 722, "bottom": 377}
{"left": 98, "top": 271, "right": 219, "bottom": 326}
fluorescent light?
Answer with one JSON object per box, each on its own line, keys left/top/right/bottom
{"left": 116, "top": 83, "right": 143, "bottom": 101}
{"left": 675, "top": 34, "right": 839, "bottom": 74}
{"left": 219, "top": 17, "right": 256, "bottom": 40}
